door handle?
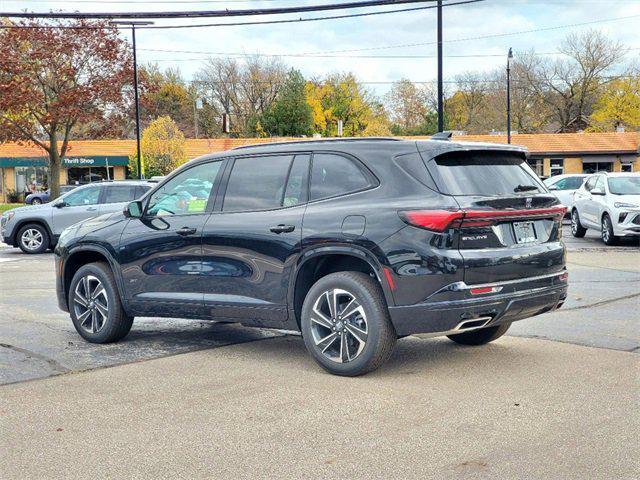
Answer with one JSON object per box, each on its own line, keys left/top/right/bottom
{"left": 270, "top": 224, "right": 295, "bottom": 234}
{"left": 177, "top": 227, "right": 197, "bottom": 236}
{"left": 86, "top": 207, "right": 98, "bottom": 211}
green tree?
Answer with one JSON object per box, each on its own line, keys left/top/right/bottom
{"left": 260, "top": 69, "right": 313, "bottom": 136}
{"left": 130, "top": 116, "right": 187, "bottom": 178}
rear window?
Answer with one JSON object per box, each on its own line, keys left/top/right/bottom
{"left": 310, "top": 153, "right": 373, "bottom": 201}
{"left": 429, "top": 152, "right": 544, "bottom": 196}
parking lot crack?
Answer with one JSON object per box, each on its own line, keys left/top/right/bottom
{"left": 0, "top": 343, "right": 69, "bottom": 374}
{"left": 561, "top": 292, "right": 640, "bottom": 312}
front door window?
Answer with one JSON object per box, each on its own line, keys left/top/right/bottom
{"left": 63, "top": 186, "right": 101, "bottom": 206}
{"left": 146, "top": 162, "right": 222, "bottom": 217}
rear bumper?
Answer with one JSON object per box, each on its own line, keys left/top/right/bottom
{"left": 388, "top": 272, "right": 568, "bottom": 336}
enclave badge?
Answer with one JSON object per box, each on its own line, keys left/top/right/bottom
{"left": 525, "top": 197, "right": 533, "bottom": 209}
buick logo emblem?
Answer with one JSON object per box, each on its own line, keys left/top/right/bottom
{"left": 525, "top": 198, "right": 533, "bottom": 209}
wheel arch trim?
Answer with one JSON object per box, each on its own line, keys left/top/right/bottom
{"left": 11, "top": 218, "right": 54, "bottom": 246}
{"left": 288, "top": 244, "right": 395, "bottom": 313}
{"left": 63, "top": 244, "right": 128, "bottom": 314}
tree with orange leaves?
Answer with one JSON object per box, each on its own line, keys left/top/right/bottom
{"left": 0, "top": 19, "right": 132, "bottom": 199}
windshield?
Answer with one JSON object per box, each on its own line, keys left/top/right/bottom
{"left": 608, "top": 176, "right": 640, "bottom": 195}
{"left": 431, "top": 152, "right": 545, "bottom": 196}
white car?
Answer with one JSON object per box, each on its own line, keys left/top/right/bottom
{"left": 543, "top": 174, "right": 588, "bottom": 212}
{"left": 571, "top": 172, "right": 640, "bottom": 245}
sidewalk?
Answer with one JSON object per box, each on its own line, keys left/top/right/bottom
{"left": 2, "top": 335, "right": 638, "bottom": 479}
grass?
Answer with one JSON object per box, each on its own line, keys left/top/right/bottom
{"left": 0, "top": 203, "right": 24, "bottom": 213}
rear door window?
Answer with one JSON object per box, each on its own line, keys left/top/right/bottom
{"left": 223, "top": 155, "right": 294, "bottom": 212}
{"left": 283, "top": 155, "right": 310, "bottom": 207}
{"left": 429, "top": 152, "right": 544, "bottom": 196}
{"left": 103, "top": 185, "right": 138, "bottom": 204}
{"left": 310, "top": 153, "right": 373, "bottom": 201}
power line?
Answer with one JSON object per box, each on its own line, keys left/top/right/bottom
{"left": 9, "top": 0, "right": 324, "bottom": 2}
{"left": 0, "top": 0, "right": 438, "bottom": 19}
{"left": 0, "top": 1, "right": 483, "bottom": 30}
{"left": 283, "top": 13, "right": 640, "bottom": 54}
{"left": 137, "top": 47, "right": 640, "bottom": 60}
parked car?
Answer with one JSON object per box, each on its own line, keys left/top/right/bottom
{"left": 54, "top": 138, "right": 568, "bottom": 376}
{"left": 1, "top": 181, "right": 152, "bottom": 254}
{"left": 25, "top": 185, "right": 78, "bottom": 205}
{"left": 543, "top": 174, "right": 587, "bottom": 213}
{"left": 571, "top": 172, "right": 640, "bottom": 245}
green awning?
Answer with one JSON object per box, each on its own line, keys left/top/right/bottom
{"left": 0, "top": 156, "right": 130, "bottom": 168}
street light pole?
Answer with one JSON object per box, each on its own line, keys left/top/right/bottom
{"left": 437, "top": 0, "right": 443, "bottom": 133}
{"left": 110, "top": 21, "right": 154, "bottom": 179}
{"left": 507, "top": 47, "right": 513, "bottom": 144}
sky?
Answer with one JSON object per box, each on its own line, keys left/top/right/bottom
{"left": 2, "top": 0, "right": 640, "bottom": 97}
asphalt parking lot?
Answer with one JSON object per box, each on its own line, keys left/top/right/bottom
{"left": 1, "top": 225, "right": 639, "bottom": 478}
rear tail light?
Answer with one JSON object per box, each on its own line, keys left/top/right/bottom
{"left": 398, "top": 210, "right": 464, "bottom": 232}
{"left": 399, "top": 206, "right": 567, "bottom": 232}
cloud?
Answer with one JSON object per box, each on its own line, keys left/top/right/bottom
{"left": 10, "top": 0, "right": 640, "bottom": 96}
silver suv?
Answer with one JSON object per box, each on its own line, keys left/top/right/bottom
{"left": 1, "top": 181, "right": 152, "bottom": 254}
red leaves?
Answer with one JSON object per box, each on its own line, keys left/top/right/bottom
{"left": 0, "top": 19, "right": 133, "bottom": 149}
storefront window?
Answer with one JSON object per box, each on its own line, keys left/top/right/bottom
{"left": 527, "top": 158, "right": 544, "bottom": 177}
{"left": 67, "top": 167, "right": 114, "bottom": 184}
{"left": 582, "top": 162, "right": 612, "bottom": 174}
{"left": 15, "top": 166, "right": 49, "bottom": 194}
{"left": 621, "top": 164, "right": 633, "bottom": 173}
{"left": 549, "top": 158, "right": 564, "bottom": 177}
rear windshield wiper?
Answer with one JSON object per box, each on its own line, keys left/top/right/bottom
{"left": 514, "top": 184, "right": 539, "bottom": 192}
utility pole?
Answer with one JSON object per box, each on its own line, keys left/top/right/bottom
{"left": 437, "top": 0, "right": 443, "bottom": 133}
{"left": 507, "top": 47, "right": 513, "bottom": 144}
{"left": 110, "top": 21, "right": 154, "bottom": 179}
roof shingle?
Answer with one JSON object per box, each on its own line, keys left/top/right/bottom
{"left": 0, "top": 132, "right": 637, "bottom": 159}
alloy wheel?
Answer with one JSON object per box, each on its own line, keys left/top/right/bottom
{"left": 32, "top": 199, "right": 42, "bottom": 205}
{"left": 21, "top": 229, "right": 43, "bottom": 251}
{"left": 571, "top": 211, "right": 579, "bottom": 235}
{"left": 73, "top": 275, "right": 109, "bottom": 334}
{"left": 309, "top": 288, "right": 368, "bottom": 363}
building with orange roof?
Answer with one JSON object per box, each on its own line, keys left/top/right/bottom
{"left": 0, "top": 132, "right": 638, "bottom": 202}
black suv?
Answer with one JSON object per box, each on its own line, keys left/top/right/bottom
{"left": 55, "top": 138, "right": 568, "bottom": 376}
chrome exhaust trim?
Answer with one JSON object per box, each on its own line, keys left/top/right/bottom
{"left": 454, "top": 316, "right": 493, "bottom": 331}
{"left": 412, "top": 316, "right": 494, "bottom": 339}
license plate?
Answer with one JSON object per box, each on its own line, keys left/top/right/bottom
{"left": 513, "top": 221, "right": 537, "bottom": 244}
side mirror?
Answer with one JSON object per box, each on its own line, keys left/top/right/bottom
{"left": 124, "top": 200, "right": 143, "bottom": 218}
{"left": 54, "top": 201, "right": 67, "bottom": 208}
{"left": 591, "top": 188, "right": 605, "bottom": 196}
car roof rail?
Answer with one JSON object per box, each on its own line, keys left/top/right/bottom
{"left": 431, "top": 131, "right": 453, "bottom": 141}
{"left": 232, "top": 137, "right": 402, "bottom": 150}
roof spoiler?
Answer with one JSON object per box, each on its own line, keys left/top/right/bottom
{"left": 431, "top": 131, "right": 453, "bottom": 141}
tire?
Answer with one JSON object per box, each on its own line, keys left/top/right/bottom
{"left": 68, "top": 262, "right": 133, "bottom": 343}
{"left": 31, "top": 198, "right": 42, "bottom": 205}
{"left": 601, "top": 214, "right": 618, "bottom": 246}
{"left": 571, "top": 209, "right": 587, "bottom": 238}
{"left": 447, "top": 322, "right": 512, "bottom": 346}
{"left": 17, "top": 223, "right": 50, "bottom": 254}
{"left": 301, "top": 271, "right": 396, "bottom": 376}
